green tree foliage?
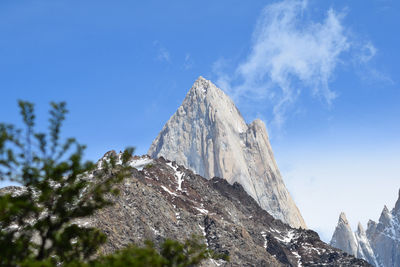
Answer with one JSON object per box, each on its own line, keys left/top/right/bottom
{"left": 0, "top": 101, "right": 133, "bottom": 266}
{"left": 0, "top": 101, "right": 226, "bottom": 266}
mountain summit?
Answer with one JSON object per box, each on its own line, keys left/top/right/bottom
{"left": 148, "top": 76, "right": 306, "bottom": 229}
{"left": 330, "top": 190, "right": 400, "bottom": 266}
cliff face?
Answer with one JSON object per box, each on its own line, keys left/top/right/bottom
{"left": 330, "top": 191, "right": 400, "bottom": 267}
{"left": 366, "top": 193, "right": 400, "bottom": 267}
{"left": 330, "top": 213, "right": 359, "bottom": 256}
{"left": 330, "top": 213, "right": 378, "bottom": 266}
{"left": 148, "top": 76, "right": 306, "bottom": 229}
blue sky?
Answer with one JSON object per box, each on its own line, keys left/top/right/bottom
{"left": 0, "top": 0, "right": 399, "bottom": 241}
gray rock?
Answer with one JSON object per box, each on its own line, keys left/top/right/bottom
{"left": 330, "top": 212, "right": 359, "bottom": 256}
{"left": 330, "top": 190, "right": 400, "bottom": 267}
{"left": 366, "top": 190, "right": 400, "bottom": 267}
{"left": 148, "top": 76, "right": 306, "bottom": 229}
{"left": 0, "top": 154, "right": 372, "bottom": 266}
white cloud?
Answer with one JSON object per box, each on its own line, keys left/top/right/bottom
{"left": 158, "top": 47, "right": 170, "bottom": 62}
{"left": 183, "top": 53, "right": 194, "bottom": 70}
{"left": 358, "top": 42, "right": 377, "bottom": 63}
{"left": 353, "top": 42, "right": 394, "bottom": 85}
{"left": 214, "top": 0, "right": 355, "bottom": 128}
{"left": 153, "top": 41, "right": 171, "bottom": 63}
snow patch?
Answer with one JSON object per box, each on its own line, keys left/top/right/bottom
{"left": 130, "top": 158, "right": 153, "bottom": 171}
{"left": 199, "top": 224, "right": 207, "bottom": 237}
{"left": 161, "top": 186, "right": 177, "bottom": 197}
{"left": 261, "top": 231, "right": 268, "bottom": 248}
{"left": 292, "top": 250, "right": 302, "bottom": 266}
{"left": 166, "top": 162, "right": 185, "bottom": 191}
{"left": 195, "top": 207, "right": 209, "bottom": 215}
{"left": 275, "top": 230, "right": 296, "bottom": 244}
{"left": 211, "top": 259, "right": 225, "bottom": 266}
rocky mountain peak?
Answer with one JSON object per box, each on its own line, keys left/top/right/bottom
{"left": 330, "top": 212, "right": 358, "bottom": 256}
{"left": 331, "top": 189, "right": 400, "bottom": 267}
{"left": 339, "top": 212, "right": 349, "bottom": 225}
{"left": 394, "top": 189, "right": 400, "bottom": 215}
{"left": 148, "top": 77, "right": 306, "bottom": 229}
{"left": 330, "top": 213, "right": 378, "bottom": 266}
{"left": 190, "top": 76, "right": 214, "bottom": 95}
{"left": 357, "top": 222, "right": 366, "bottom": 235}
{"left": 379, "top": 205, "right": 391, "bottom": 225}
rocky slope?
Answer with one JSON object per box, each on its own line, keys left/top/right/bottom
{"left": 0, "top": 153, "right": 372, "bottom": 266}
{"left": 330, "top": 191, "right": 400, "bottom": 267}
{"left": 87, "top": 153, "right": 370, "bottom": 266}
{"left": 148, "top": 76, "right": 306, "bottom": 229}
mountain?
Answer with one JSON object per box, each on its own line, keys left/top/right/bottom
{"left": 330, "top": 190, "right": 400, "bottom": 267}
{"left": 330, "top": 213, "right": 378, "bottom": 266}
{"left": 1, "top": 153, "right": 371, "bottom": 266}
{"left": 148, "top": 76, "right": 306, "bottom": 229}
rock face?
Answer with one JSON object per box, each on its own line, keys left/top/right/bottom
{"left": 148, "top": 76, "right": 306, "bottom": 229}
{"left": 330, "top": 213, "right": 378, "bottom": 266}
{"left": 330, "top": 191, "right": 400, "bottom": 267}
{"left": 331, "top": 213, "right": 358, "bottom": 256}
{"left": 0, "top": 153, "right": 372, "bottom": 266}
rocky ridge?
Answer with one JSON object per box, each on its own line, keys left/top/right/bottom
{"left": 0, "top": 153, "right": 372, "bottom": 266}
{"left": 148, "top": 76, "right": 306, "bottom": 229}
{"left": 85, "top": 153, "right": 371, "bottom": 266}
{"left": 330, "top": 191, "right": 400, "bottom": 267}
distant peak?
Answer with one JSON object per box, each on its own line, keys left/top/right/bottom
{"left": 189, "top": 76, "right": 219, "bottom": 96}
{"left": 339, "top": 212, "right": 349, "bottom": 225}
{"left": 193, "top": 75, "right": 211, "bottom": 88}
{"left": 250, "top": 118, "right": 265, "bottom": 127}
{"left": 382, "top": 205, "right": 389, "bottom": 214}
{"left": 379, "top": 205, "right": 392, "bottom": 225}
{"left": 357, "top": 222, "right": 365, "bottom": 234}
{"left": 367, "top": 219, "right": 377, "bottom": 229}
{"left": 196, "top": 75, "right": 206, "bottom": 82}
{"left": 394, "top": 188, "right": 400, "bottom": 214}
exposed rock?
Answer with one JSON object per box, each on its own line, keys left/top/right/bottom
{"left": 0, "top": 153, "right": 371, "bottom": 266}
{"left": 148, "top": 76, "right": 306, "bottom": 229}
{"left": 92, "top": 154, "right": 369, "bottom": 266}
{"left": 330, "top": 212, "right": 358, "bottom": 256}
{"left": 366, "top": 190, "right": 400, "bottom": 267}
{"left": 330, "top": 190, "right": 400, "bottom": 267}
{"left": 355, "top": 223, "right": 379, "bottom": 266}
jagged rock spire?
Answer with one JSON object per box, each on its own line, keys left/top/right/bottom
{"left": 378, "top": 205, "right": 391, "bottom": 226}
{"left": 330, "top": 212, "right": 358, "bottom": 256}
{"left": 331, "top": 213, "right": 379, "bottom": 266}
{"left": 148, "top": 76, "right": 306, "bottom": 229}
{"left": 331, "top": 189, "right": 400, "bottom": 267}
{"left": 357, "top": 222, "right": 365, "bottom": 235}
{"left": 394, "top": 189, "right": 400, "bottom": 215}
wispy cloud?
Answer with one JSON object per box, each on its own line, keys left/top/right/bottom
{"left": 183, "top": 53, "right": 194, "bottom": 70}
{"left": 358, "top": 42, "right": 376, "bottom": 63}
{"left": 354, "top": 42, "right": 394, "bottom": 85}
{"left": 213, "top": 0, "right": 373, "bottom": 129}
{"left": 153, "top": 41, "right": 171, "bottom": 63}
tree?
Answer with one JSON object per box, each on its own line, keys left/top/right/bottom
{"left": 0, "top": 101, "right": 134, "bottom": 266}
{"left": 0, "top": 101, "right": 226, "bottom": 266}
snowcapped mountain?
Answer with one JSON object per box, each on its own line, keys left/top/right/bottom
{"left": 148, "top": 76, "right": 306, "bottom": 229}
{"left": 330, "top": 190, "right": 400, "bottom": 266}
